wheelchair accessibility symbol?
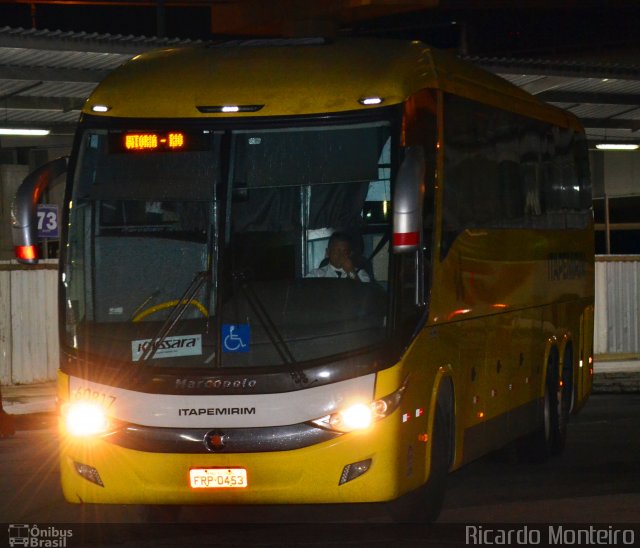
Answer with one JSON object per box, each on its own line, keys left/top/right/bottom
{"left": 222, "top": 324, "right": 250, "bottom": 353}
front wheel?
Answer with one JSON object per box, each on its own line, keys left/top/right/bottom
{"left": 388, "top": 381, "right": 453, "bottom": 523}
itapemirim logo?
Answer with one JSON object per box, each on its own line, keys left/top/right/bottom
{"left": 7, "top": 524, "right": 73, "bottom": 547}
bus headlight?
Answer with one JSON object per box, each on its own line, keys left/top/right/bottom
{"left": 336, "top": 402, "right": 374, "bottom": 431}
{"left": 63, "top": 401, "right": 110, "bottom": 437}
{"left": 311, "top": 382, "right": 407, "bottom": 433}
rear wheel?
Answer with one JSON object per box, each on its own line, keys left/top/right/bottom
{"left": 552, "top": 344, "right": 573, "bottom": 455}
{"left": 517, "top": 349, "right": 570, "bottom": 462}
{"left": 388, "top": 380, "right": 453, "bottom": 523}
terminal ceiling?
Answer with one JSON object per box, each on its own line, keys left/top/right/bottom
{"left": 0, "top": 23, "right": 639, "bottom": 146}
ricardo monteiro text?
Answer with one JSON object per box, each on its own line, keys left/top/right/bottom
{"left": 178, "top": 407, "right": 257, "bottom": 416}
{"left": 465, "top": 525, "right": 635, "bottom": 545}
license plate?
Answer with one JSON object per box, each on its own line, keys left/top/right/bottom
{"left": 189, "top": 468, "right": 248, "bottom": 489}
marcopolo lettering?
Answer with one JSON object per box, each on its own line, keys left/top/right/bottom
{"left": 175, "top": 377, "right": 258, "bottom": 390}
{"left": 178, "top": 407, "right": 257, "bottom": 416}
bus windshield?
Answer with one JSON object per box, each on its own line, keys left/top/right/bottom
{"left": 63, "top": 120, "right": 394, "bottom": 370}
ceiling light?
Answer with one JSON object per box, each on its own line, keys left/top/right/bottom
{"left": 0, "top": 128, "right": 50, "bottom": 136}
{"left": 595, "top": 143, "right": 639, "bottom": 151}
{"left": 91, "top": 104, "right": 111, "bottom": 113}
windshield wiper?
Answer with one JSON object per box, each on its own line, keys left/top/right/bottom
{"left": 129, "top": 289, "right": 161, "bottom": 321}
{"left": 234, "top": 272, "right": 308, "bottom": 385}
{"left": 138, "top": 271, "right": 209, "bottom": 364}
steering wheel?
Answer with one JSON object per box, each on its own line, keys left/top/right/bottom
{"left": 132, "top": 299, "right": 208, "bottom": 322}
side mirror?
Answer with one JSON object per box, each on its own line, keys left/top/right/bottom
{"left": 392, "top": 146, "right": 426, "bottom": 253}
{"left": 11, "top": 157, "right": 68, "bottom": 264}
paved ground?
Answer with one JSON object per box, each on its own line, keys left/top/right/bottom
{"left": 591, "top": 359, "right": 640, "bottom": 393}
{"left": 1, "top": 394, "right": 638, "bottom": 547}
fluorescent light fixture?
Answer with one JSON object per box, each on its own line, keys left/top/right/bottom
{"left": 221, "top": 105, "right": 240, "bottom": 113}
{"left": 0, "top": 128, "right": 50, "bottom": 136}
{"left": 91, "top": 104, "right": 111, "bottom": 113}
{"left": 596, "top": 143, "right": 639, "bottom": 150}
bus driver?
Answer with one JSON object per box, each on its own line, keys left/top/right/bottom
{"left": 308, "top": 231, "right": 370, "bottom": 282}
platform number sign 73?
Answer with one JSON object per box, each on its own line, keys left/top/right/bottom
{"left": 36, "top": 204, "right": 59, "bottom": 239}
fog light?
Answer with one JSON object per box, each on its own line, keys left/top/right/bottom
{"left": 74, "top": 461, "right": 104, "bottom": 487}
{"left": 339, "top": 459, "right": 372, "bottom": 485}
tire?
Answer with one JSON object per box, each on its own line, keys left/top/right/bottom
{"left": 517, "top": 349, "right": 569, "bottom": 462}
{"left": 388, "top": 381, "right": 453, "bottom": 523}
{"left": 551, "top": 345, "right": 573, "bottom": 456}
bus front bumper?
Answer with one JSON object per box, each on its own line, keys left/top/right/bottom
{"left": 59, "top": 417, "right": 430, "bottom": 505}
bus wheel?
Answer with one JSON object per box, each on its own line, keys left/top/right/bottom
{"left": 517, "top": 351, "right": 567, "bottom": 462}
{"left": 388, "top": 380, "right": 453, "bottom": 523}
{"left": 139, "top": 504, "right": 182, "bottom": 523}
{"left": 551, "top": 345, "right": 573, "bottom": 456}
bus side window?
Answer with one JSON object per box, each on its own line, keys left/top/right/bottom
{"left": 396, "top": 249, "right": 425, "bottom": 337}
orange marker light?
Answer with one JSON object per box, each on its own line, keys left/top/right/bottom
{"left": 447, "top": 308, "right": 472, "bottom": 320}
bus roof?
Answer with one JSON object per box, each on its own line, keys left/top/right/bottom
{"left": 85, "top": 38, "right": 582, "bottom": 131}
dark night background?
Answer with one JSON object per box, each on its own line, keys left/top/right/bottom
{"left": 0, "top": 3, "right": 212, "bottom": 39}
{"left": 1, "top": 2, "right": 640, "bottom": 58}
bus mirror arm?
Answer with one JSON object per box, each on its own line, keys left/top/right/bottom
{"left": 11, "top": 156, "right": 68, "bottom": 264}
{"left": 392, "top": 146, "right": 425, "bottom": 254}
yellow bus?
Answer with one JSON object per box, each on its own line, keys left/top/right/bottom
{"left": 12, "top": 38, "right": 594, "bottom": 521}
